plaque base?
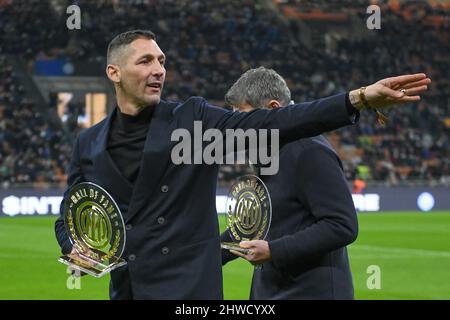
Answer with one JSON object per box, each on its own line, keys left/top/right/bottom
{"left": 221, "top": 242, "right": 250, "bottom": 254}
{"left": 58, "top": 253, "right": 127, "bottom": 278}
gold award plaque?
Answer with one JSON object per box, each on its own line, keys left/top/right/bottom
{"left": 221, "top": 175, "right": 272, "bottom": 254}
{"left": 58, "top": 182, "right": 127, "bottom": 278}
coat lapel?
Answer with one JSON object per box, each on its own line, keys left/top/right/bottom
{"left": 92, "top": 109, "right": 134, "bottom": 208}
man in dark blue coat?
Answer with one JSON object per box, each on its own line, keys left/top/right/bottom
{"left": 54, "top": 29, "right": 430, "bottom": 299}
{"left": 221, "top": 67, "right": 359, "bottom": 299}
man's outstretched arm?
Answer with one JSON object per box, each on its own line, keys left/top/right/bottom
{"left": 199, "top": 73, "right": 430, "bottom": 139}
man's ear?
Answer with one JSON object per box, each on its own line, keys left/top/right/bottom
{"left": 106, "top": 64, "right": 121, "bottom": 84}
{"left": 268, "top": 100, "right": 282, "bottom": 109}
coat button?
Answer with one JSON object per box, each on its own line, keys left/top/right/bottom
{"left": 129, "top": 254, "right": 136, "bottom": 261}
{"left": 161, "top": 185, "right": 169, "bottom": 193}
{"left": 157, "top": 217, "right": 165, "bottom": 225}
{"left": 161, "top": 247, "right": 169, "bottom": 255}
{"left": 125, "top": 224, "right": 132, "bottom": 231}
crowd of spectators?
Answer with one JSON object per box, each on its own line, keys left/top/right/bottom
{"left": 0, "top": 55, "right": 70, "bottom": 188}
{"left": 0, "top": 0, "right": 448, "bottom": 187}
{"left": 276, "top": 0, "right": 450, "bottom": 15}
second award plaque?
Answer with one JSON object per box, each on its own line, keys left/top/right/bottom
{"left": 221, "top": 175, "right": 272, "bottom": 254}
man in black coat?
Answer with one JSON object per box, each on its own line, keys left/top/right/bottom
{"left": 219, "top": 67, "right": 427, "bottom": 299}
{"left": 54, "top": 29, "right": 430, "bottom": 299}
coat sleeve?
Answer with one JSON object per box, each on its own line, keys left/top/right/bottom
{"left": 197, "top": 93, "right": 359, "bottom": 140}
{"left": 54, "top": 134, "right": 85, "bottom": 255}
{"left": 268, "top": 144, "right": 358, "bottom": 271}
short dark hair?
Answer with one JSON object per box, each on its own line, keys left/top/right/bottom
{"left": 107, "top": 29, "right": 156, "bottom": 65}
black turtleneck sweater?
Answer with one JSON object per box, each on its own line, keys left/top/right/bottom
{"left": 107, "top": 106, "right": 154, "bottom": 184}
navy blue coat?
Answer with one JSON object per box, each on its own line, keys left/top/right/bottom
{"left": 55, "top": 93, "right": 356, "bottom": 299}
{"left": 221, "top": 135, "right": 358, "bottom": 299}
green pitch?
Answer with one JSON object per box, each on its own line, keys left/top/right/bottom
{"left": 0, "top": 212, "right": 449, "bottom": 299}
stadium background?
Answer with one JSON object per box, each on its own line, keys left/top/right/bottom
{"left": 0, "top": 0, "right": 449, "bottom": 299}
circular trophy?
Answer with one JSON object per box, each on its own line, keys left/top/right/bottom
{"left": 58, "top": 182, "right": 127, "bottom": 278}
{"left": 221, "top": 175, "right": 272, "bottom": 254}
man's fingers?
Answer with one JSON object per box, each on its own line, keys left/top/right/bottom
{"left": 390, "top": 73, "right": 427, "bottom": 86}
{"left": 239, "top": 241, "right": 253, "bottom": 249}
{"left": 397, "top": 96, "right": 421, "bottom": 103}
{"left": 403, "top": 85, "right": 428, "bottom": 96}
{"left": 401, "top": 78, "right": 431, "bottom": 90}
{"left": 380, "top": 83, "right": 427, "bottom": 100}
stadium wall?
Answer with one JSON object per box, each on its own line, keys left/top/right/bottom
{"left": 0, "top": 187, "right": 449, "bottom": 217}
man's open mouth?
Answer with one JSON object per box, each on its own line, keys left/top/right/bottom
{"left": 147, "top": 83, "right": 162, "bottom": 89}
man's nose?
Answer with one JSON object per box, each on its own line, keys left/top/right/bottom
{"left": 152, "top": 63, "right": 165, "bottom": 78}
